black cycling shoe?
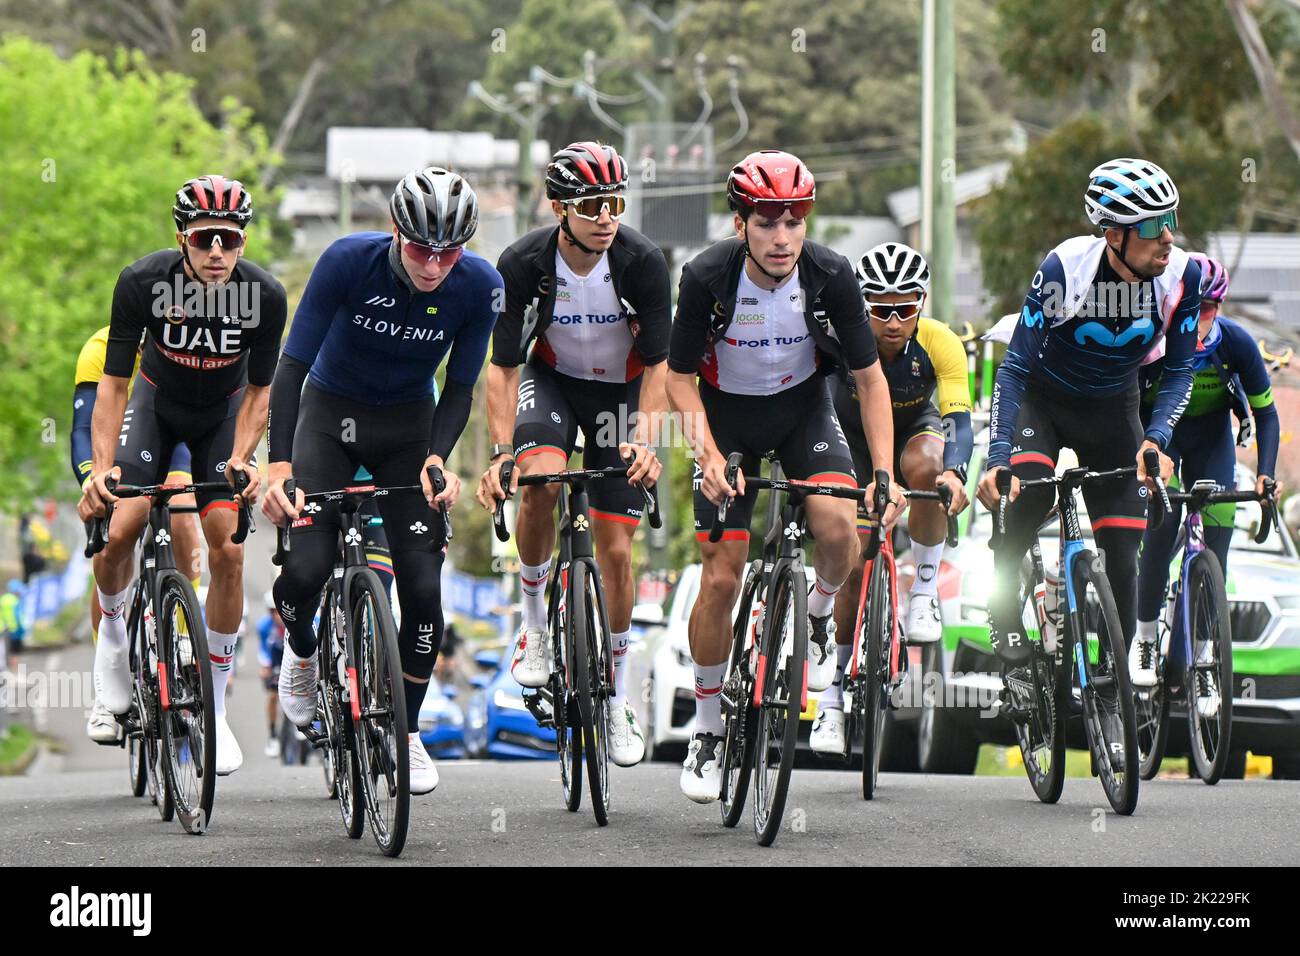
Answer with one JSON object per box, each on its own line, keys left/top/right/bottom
{"left": 998, "top": 666, "right": 1035, "bottom": 724}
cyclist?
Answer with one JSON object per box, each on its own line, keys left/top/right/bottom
{"left": 261, "top": 166, "right": 502, "bottom": 797}
{"left": 476, "top": 141, "right": 668, "bottom": 769}
{"left": 1132, "top": 253, "right": 1282, "bottom": 710}
{"left": 812, "top": 242, "right": 972, "bottom": 754}
{"left": 73, "top": 325, "right": 203, "bottom": 742}
{"left": 666, "top": 149, "right": 900, "bottom": 802}
{"left": 78, "top": 175, "right": 287, "bottom": 775}
{"left": 976, "top": 158, "right": 1199, "bottom": 753}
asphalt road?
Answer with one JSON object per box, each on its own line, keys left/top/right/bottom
{"left": 6, "top": 526, "right": 1298, "bottom": 867}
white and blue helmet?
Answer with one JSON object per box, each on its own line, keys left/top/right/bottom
{"left": 1084, "top": 157, "right": 1179, "bottom": 228}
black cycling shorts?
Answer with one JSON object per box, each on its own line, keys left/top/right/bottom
{"left": 114, "top": 375, "right": 252, "bottom": 513}
{"left": 692, "top": 375, "right": 857, "bottom": 541}
{"left": 513, "top": 360, "right": 646, "bottom": 526}
{"left": 829, "top": 374, "right": 943, "bottom": 489}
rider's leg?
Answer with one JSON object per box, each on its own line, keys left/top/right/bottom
{"left": 514, "top": 451, "right": 565, "bottom": 627}
{"left": 90, "top": 496, "right": 149, "bottom": 714}
{"left": 199, "top": 503, "right": 243, "bottom": 718}
{"left": 900, "top": 429, "right": 948, "bottom": 644}
{"left": 690, "top": 538, "right": 748, "bottom": 731}
{"left": 1136, "top": 443, "right": 1184, "bottom": 642}
{"left": 592, "top": 517, "right": 636, "bottom": 703}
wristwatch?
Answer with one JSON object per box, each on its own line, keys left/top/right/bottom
{"left": 945, "top": 465, "right": 969, "bottom": 485}
{"left": 490, "top": 443, "right": 514, "bottom": 461}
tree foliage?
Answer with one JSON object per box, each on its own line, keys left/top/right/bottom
{"left": 0, "top": 35, "right": 273, "bottom": 511}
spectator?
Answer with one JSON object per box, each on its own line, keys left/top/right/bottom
{"left": 435, "top": 620, "right": 461, "bottom": 684}
{"left": 18, "top": 515, "right": 46, "bottom": 583}
{"left": 2, "top": 580, "right": 27, "bottom": 674}
{"left": 256, "top": 590, "right": 286, "bottom": 758}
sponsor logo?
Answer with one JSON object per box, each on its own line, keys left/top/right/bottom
{"left": 409, "top": 521, "right": 428, "bottom": 534}
{"left": 415, "top": 624, "right": 435, "bottom": 655}
{"left": 551, "top": 411, "right": 562, "bottom": 424}
{"left": 813, "top": 441, "right": 829, "bottom": 452}
{"left": 1022, "top": 427, "right": 1035, "bottom": 437}
{"left": 517, "top": 377, "right": 536, "bottom": 413}
{"left": 140, "top": 450, "right": 152, "bottom": 463}
{"left": 551, "top": 313, "right": 622, "bottom": 325}
{"left": 215, "top": 461, "right": 227, "bottom": 472}
{"left": 739, "top": 296, "right": 759, "bottom": 306}
{"left": 351, "top": 315, "right": 445, "bottom": 342}
{"left": 733, "top": 312, "right": 765, "bottom": 326}
{"left": 365, "top": 295, "right": 396, "bottom": 307}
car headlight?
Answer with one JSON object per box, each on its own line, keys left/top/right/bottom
{"left": 674, "top": 646, "right": 693, "bottom": 668}
{"left": 493, "top": 688, "right": 529, "bottom": 711}
{"left": 1271, "top": 624, "right": 1300, "bottom": 648}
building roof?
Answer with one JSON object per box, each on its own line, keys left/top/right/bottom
{"left": 886, "top": 161, "right": 1011, "bottom": 227}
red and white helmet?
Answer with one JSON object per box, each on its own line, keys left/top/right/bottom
{"left": 726, "top": 150, "right": 815, "bottom": 217}
{"left": 172, "top": 175, "right": 252, "bottom": 230}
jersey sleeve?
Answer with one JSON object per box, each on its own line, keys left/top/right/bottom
{"left": 74, "top": 330, "right": 108, "bottom": 386}
{"left": 987, "top": 253, "right": 1062, "bottom": 469}
{"left": 71, "top": 383, "right": 97, "bottom": 487}
{"left": 104, "top": 265, "right": 146, "bottom": 378}
{"left": 246, "top": 276, "right": 288, "bottom": 387}
{"left": 824, "top": 260, "right": 877, "bottom": 370}
{"left": 667, "top": 262, "right": 713, "bottom": 376}
{"left": 490, "top": 244, "right": 531, "bottom": 368}
{"left": 629, "top": 245, "right": 672, "bottom": 365}
{"left": 923, "top": 321, "right": 975, "bottom": 471}
{"left": 1227, "top": 320, "right": 1280, "bottom": 476}
{"left": 445, "top": 265, "right": 503, "bottom": 387}
{"left": 1143, "top": 258, "right": 1200, "bottom": 450}
{"left": 283, "top": 238, "right": 353, "bottom": 367}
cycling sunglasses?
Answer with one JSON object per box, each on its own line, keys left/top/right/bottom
{"left": 563, "top": 195, "right": 627, "bottom": 221}
{"left": 182, "top": 226, "right": 246, "bottom": 250}
{"left": 867, "top": 298, "right": 924, "bottom": 323}
{"left": 1133, "top": 210, "right": 1177, "bottom": 240}
{"left": 749, "top": 199, "right": 814, "bottom": 222}
{"left": 401, "top": 237, "right": 465, "bottom": 267}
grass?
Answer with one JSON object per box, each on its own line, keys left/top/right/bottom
{"left": 26, "top": 595, "right": 91, "bottom": 649}
{"left": 0, "top": 723, "right": 37, "bottom": 775}
{"left": 976, "top": 745, "right": 1275, "bottom": 779}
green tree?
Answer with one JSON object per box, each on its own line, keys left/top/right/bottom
{"left": 0, "top": 36, "right": 273, "bottom": 511}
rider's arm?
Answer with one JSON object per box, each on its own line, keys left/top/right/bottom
{"left": 429, "top": 265, "right": 503, "bottom": 462}
{"left": 267, "top": 241, "right": 351, "bottom": 465}
{"left": 1144, "top": 257, "right": 1201, "bottom": 451}
{"left": 628, "top": 245, "right": 673, "bottom": 446}
{"left": 666, "top": 262, "right": 721, "bottom": 459}
{"left": 71, "top": 383, "right": 97, "bottom": 488}
{"left": 489, "top": 243, "right": 532, "bottom": 369}
{"left": 987, "top": 253, "right": 1062, "bottom": 470}
{"left": 486, "top": 362, "right": 520, "bottom": 452}
{"left": 926, "top": 321, "right": 975, "bottom": 473}
{"left": 824, "top": 258, "right": 893, "bottom": 480}
{"left": 92, "top": 266, "right": 147, "bottom": 475}
{"left": 1230, "top": 321, "right": 1280, "bottom": 477}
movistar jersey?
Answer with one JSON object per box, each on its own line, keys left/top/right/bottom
{"left": 284, "top": 232, "right": 503, "bottom": 405}
{"left": 988, "top": 240, "right": 1200, "bottom": 469}
{"left": 1141, "top": 315, "right": 1280, "bottom": 475}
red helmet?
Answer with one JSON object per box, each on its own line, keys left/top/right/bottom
{"left": 173, "top": 175, "right": 252, "bottom": 229}
{"left": 545, "top": 142, "right": 629, "bottom": 200}
{"left": 726, "top": 150, "right": 815, "bottom": 218}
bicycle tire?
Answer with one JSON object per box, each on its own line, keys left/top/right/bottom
{"left": 127, "top": 608, "right": 148, "bottom": 798}
{"left": 550, "top": 572, "right": 582, "bottom": 813}
{"left": 572, "top": 560, "right": 611, "bottom": 826}
{"left": 349, "top": 570, "right": 409, "bottom": 857}
{"left": 861, "top": 554, "right": 891, "bottom": 800}
{"left": 155, "top": 570, "right": 215, "bottom": 834}
{"left": 1012, "top": 560, "right": 1066, "bottom": 804}
{"left": 1072, "top": 552, "right": 1139, "bottom": 815}
{"left": 752, "top": 562, "right": 808, "bottom": 846}
{"left": 1186, "top": 552, "right": 1233, "bottom": 785}
{"left": 137, "top": 599, "right": 174, "bottom": 820}
{"left": 721, "top": 561, "right": 764, "bottom": 828}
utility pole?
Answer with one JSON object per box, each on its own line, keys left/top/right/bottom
{"left": 921, "top": 0, "right": 956, "bottom": 327}
{"left": 467, "top": 79, "right": 547, "bottom": 236}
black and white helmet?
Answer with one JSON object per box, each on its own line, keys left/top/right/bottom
{"left": 390, "top": 166, "right": 479, "bottom": 247}
{"left": 856, "top": 242, "right": 931, "bottom": 296}
{"left": 1084, "top": 158, "right": 1179, "bottom": 228}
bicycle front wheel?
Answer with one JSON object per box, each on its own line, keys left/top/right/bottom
{"left": 155, "top": 571, "right": 215, "bottom": 834}
{"left": 752, "top": 562, "right": 808, "bottom": 846}
{"left": 350, "top": 571, "right": 409, "bottom": 857}
{"left": 1186, "top": 553, "right": 1233, "bottom": 785}
{"left": 861, "top": 555, "right": 891, "bottom": 800}
{"left": 1072, "top": 552, "right": 1139, "bottom": 815}
{"left": 1136, "top": 607, "right": 1171, "bottom": 780}
{"left": 571, "top": 561, "right": 611, "bottom": 826}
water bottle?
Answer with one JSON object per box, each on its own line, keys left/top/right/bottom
{"left": 748, "top": 600, "right": 765, "bottom": 677}
{"left": 1043, "top": 567, "right": 1063, "bottom": 654}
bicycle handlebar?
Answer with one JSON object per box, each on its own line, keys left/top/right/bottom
{"left": 84, "top": 469, "right": 255, "bottom": 558}
{"left": 492, "top": 459, "right": 660, "bottom": 542}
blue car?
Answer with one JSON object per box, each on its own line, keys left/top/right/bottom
{"left": 464, "top": 644, "right": 556, "bottom": 760}
{"left": 416, "top": 676, "right": 467, "bottom": 759}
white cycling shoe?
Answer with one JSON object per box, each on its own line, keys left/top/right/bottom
{"left": 510, "top": 626, "right": 551, "bottom": 688}
{"left": 86, "top": 699, "right": 123, "bottom": 743}
{"left": 92, "top": 638, "right": 132, "bottom": 716}
{"left": 906, "top": 593, "right": 943, "bottom": 644}
{"left": 1129, "top": 637, "right": 1158, "bottom": 688}
{"left": 215, "top": 715, "right": 243, "bottom": 775}
{"left": 278, "top": 642, "right": 319, "bottom": 729}
{"left": 680, "top": 731, "right": 725, "bottom": 804}
{"left": 810, "top": 706, "right": 846, "bottom": 755}
{"left": 608, "top": 699, "right": 646, "bottom": 767}
{"left": 408, "top": 733, "right": 439, "bottom": 795}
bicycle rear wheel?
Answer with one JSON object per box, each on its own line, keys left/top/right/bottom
{"left": 1186, "top": 553, "right": 1233, "bottom": 784}
{"left": 721, "top": 561, "right": 763, "bottom": 827}
{"left": 350, "top": 571, "right": 409, "bottom": 857}
{"left": 571, "top": 561, "right": 610, "bottom": 826}
{"left": 1136, "top": 606, "right": 1172, "bottom": 780}
{"left": 861, "top": 555, "right": 891, "bottom": 800}
{"left": 127, "top": 610, "right": 148, "bottom": 798}
{"left": 1072, "top": 552, "right": 1139, "bottom": 815}
{"left": 1013, "top": 560, "right": 1065, "bottom": 804}
{"left": 155, "top": 571, "right": 215, "bottom": 834}
{"left": 138, "top": 601, "right": 173, "bottom": 820}
{"left": 752, "top": 562, "right": 808, "bottom": 846}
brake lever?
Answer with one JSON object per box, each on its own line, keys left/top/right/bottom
{"left": 493, "top": 458, "right": 516, "bottom": 543}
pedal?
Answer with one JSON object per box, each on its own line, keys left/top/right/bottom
{"left": 522, "top": 688, "right": 555, "bottom": 728}
{"left": 303, "top": 724, "right": 330, "bottom": 749}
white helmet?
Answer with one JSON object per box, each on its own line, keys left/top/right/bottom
{"left": 856, "top": 242, "right": 931, "bottom": 296}
{"left": 1084, "top": 157, "right": 1179, "bottom": 227}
